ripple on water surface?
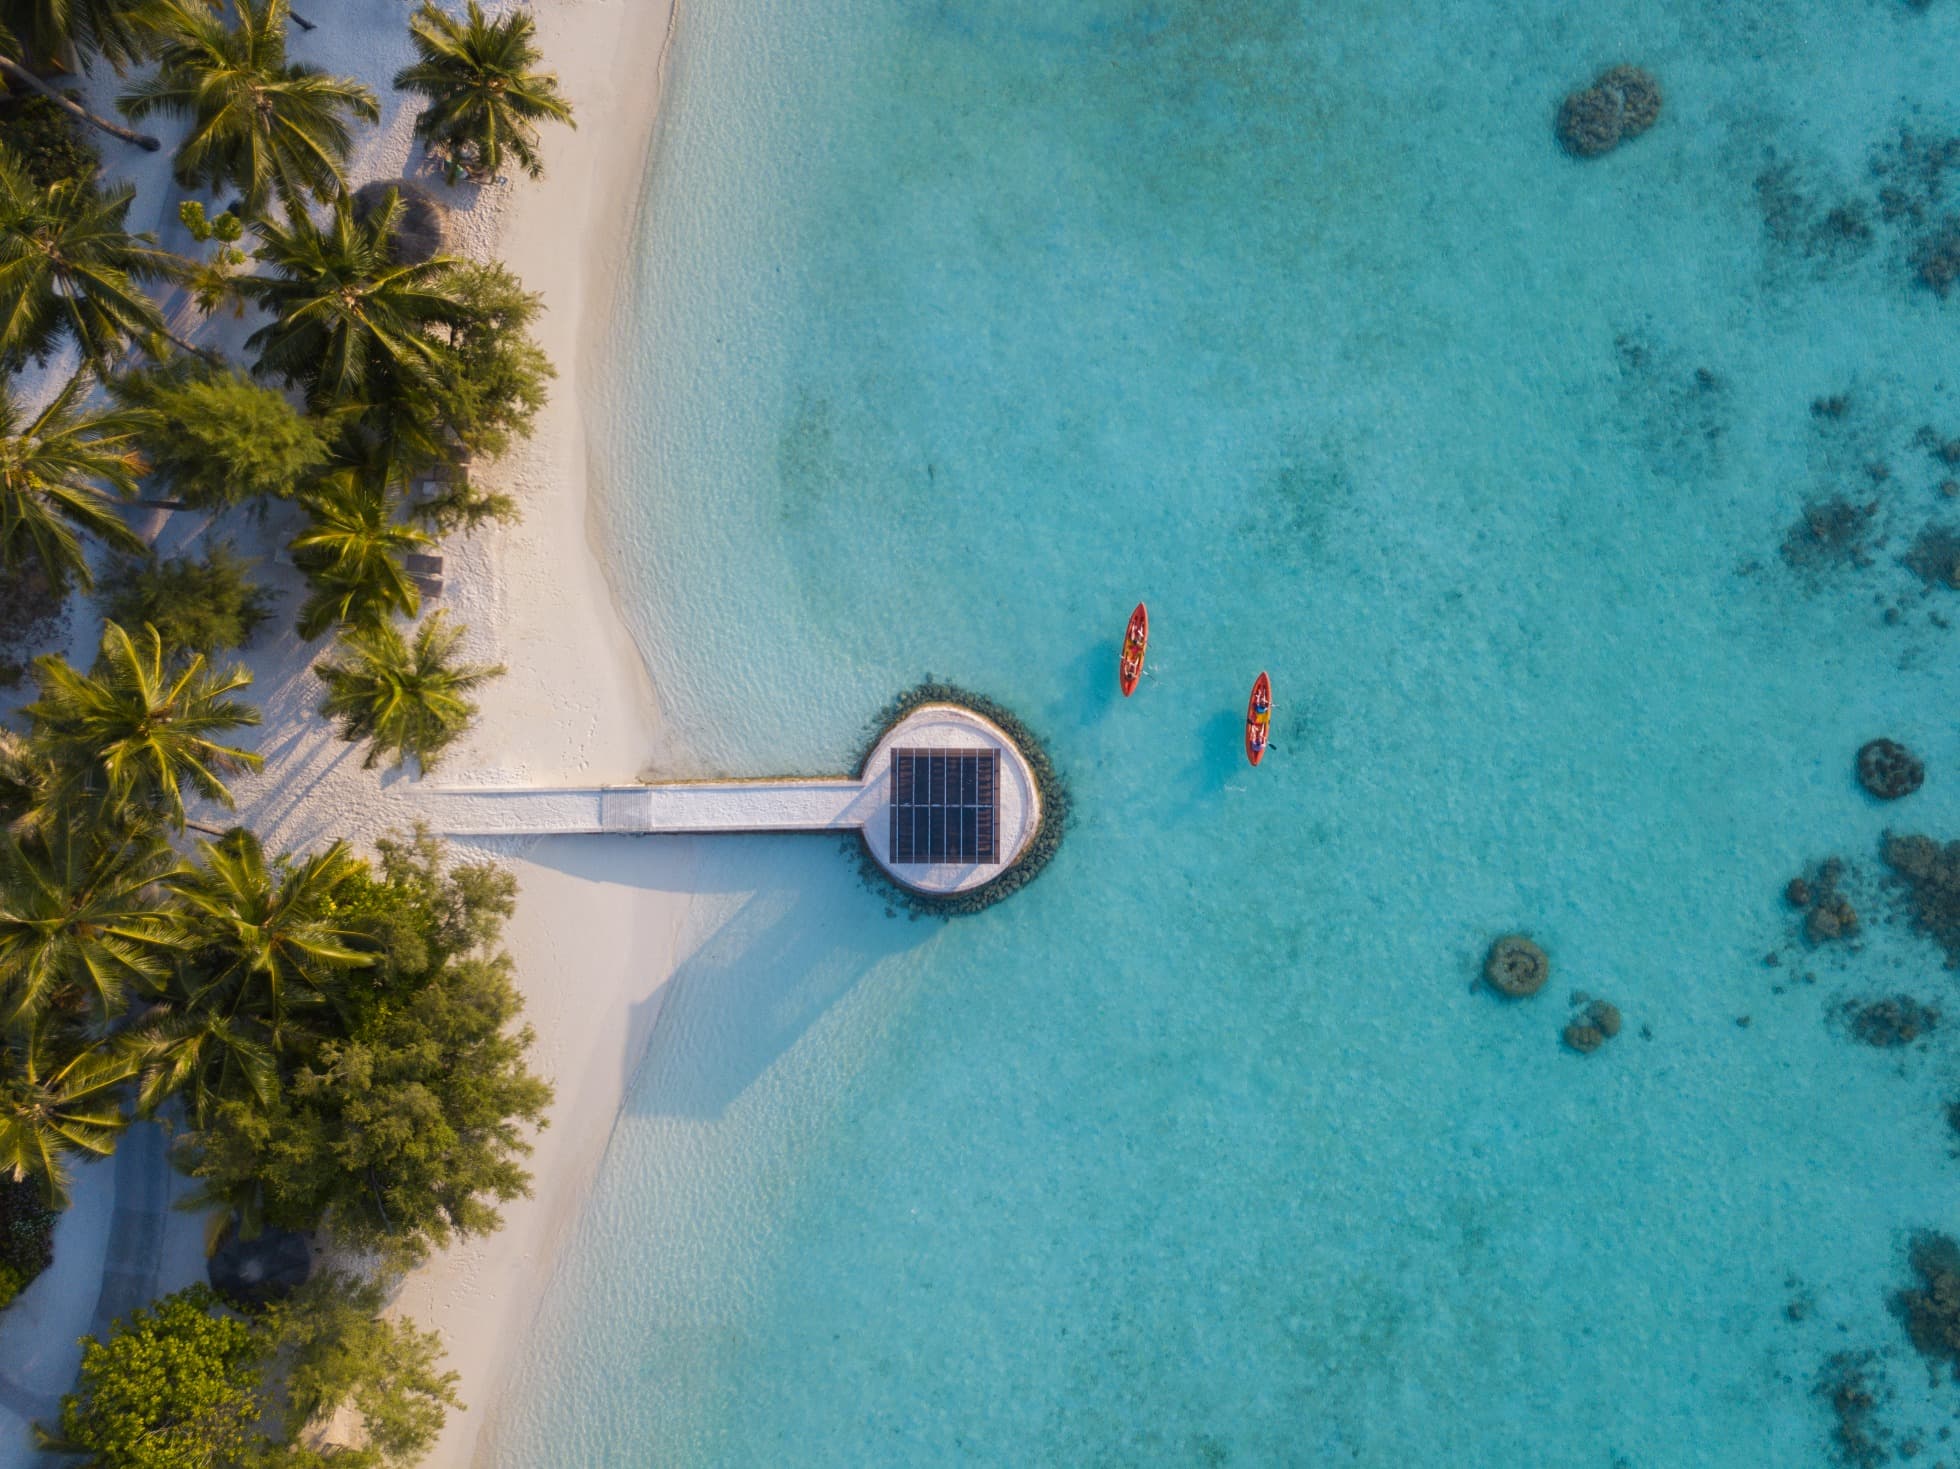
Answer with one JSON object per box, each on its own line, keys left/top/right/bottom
{"left": 496, "top": 0, "right": 1960, "bottom": 1463}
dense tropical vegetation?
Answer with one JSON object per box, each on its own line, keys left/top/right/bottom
{"left": 0, "top": 0, "right": 148, "bottom": 74}
{"left": 288, "top": 452, "right": 435, "bottom": 638}
{"left": 0, "top": 2, "right": 581, "bottom": 1460}
{"left": 45, "top": 1277, "right": 458, "bottom": 1466}
{"left": 243, "top": 190, "right": 471, "bottom": 410}
{"left": 25, "top": 620, "right": 263, "bottom": 827}
{"left": 104, "top": 544, "right": 278, "bottom": 654}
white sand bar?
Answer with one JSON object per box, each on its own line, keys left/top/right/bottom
{"left": 415, "top": 704, "right": 1042, "bottom": 895}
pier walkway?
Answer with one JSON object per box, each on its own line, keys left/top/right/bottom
{"left": 412, "top": 703, "right": 1041, "bottom": 896}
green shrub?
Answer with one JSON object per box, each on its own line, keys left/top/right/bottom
{"left": 39, "top": 1274, "right": 460, "bottom": 1465}
{"left": 0, "top": 1178, "right": 58, "bottom": 1305}
{"left": 104, "top": 545, "right": 278, "bottom": 656}
{"left": 421, "top": 261, "right": 553, "bottom": 462}
{"left": 110, "top": 362, "right": 330, "bottom": 510}
{"left": 0, "top": 94, "right": 100, "bottom": 188}
{"left": 44, "top": 1286, "right": 265, "bottom": 1466}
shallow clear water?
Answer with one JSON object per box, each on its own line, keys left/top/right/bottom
{"left": 494, "top": 1, "right": 1960, "bottom": 1463}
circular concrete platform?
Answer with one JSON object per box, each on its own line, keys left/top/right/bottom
{"left": 859, "top": 703, "right": 1042, "bottom": 894}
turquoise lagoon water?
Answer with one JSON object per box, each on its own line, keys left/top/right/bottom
{"left": 495, "top": 1, "right": 1960, "bottom": 1463}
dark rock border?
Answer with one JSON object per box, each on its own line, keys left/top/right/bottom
{"left": 851, "top": 680, "right": 1071, "bottom": 917}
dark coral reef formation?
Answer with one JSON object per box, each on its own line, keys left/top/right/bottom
{"left": 1562, "top": 996, "right": 1622, "bottom": 1054}
{"left": 1817, "top": 1351, "right": 1892, "bottom": 1469}
{"left": 1897, "top": 1233, "right": 1960, "bottom": 1377}
{"left": 1781, "top": 497, "right": 1881, "bottom": 574}
{"left": 1858, "top": 739, "right": 1925, "bottom": 801}
{"left": 1758, "top": 126, "right": 1960, "bottom": 297}
{"left": 1904, "top": 522, "right": 1960, "bottom": 591}
{"left": 1484, "top": 934, "right": 1549, "bottom": 997}
{"left": 1841, "top": 995, "right": 1939, "bottom": 1047}
{"left": 1556, "top": 65, "right": 1662, "bottom": 158}
{"left": 1881, "top": 833, "right": 1960, "bottom": 964}
{"left": 1788, "top": 858, "right": 1860, "bottom": 945}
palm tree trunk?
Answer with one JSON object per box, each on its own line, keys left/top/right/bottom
{"left": 185, "top": 820, "right": 229, "bottom": 838}
{"left": 136, "top": 498, "right": 191, "bottom": 510}
{"left": 0, "top": 57, "right": 162, "bottom": 151}
{"left": 290, "top": 8, "right": 315, "bottom": 29}
{"left": 149, "top": 323, "right": 223, "bottom": 366}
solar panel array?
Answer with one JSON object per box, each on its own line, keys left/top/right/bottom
{"left": 889, "top": 749, "right": 998, "bottom": 865}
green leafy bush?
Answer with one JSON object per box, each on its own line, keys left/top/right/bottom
{"left": 421, "top": 261, "right": 553, "bottom": 463}
{"left": 45, "top": 1286, "right": 265, "bottom": 1467}
{"left": 262, "top": 1271, "right": 460, "bottom": 1465}
{"left": 110, "top": 362, "right": 330, "bottom": 510}
{"left": 0, "top": 95, "right": 100, "bottom": 188}
{"left": 0, "top": 1176, "right": 58, "bottom": 1309}
{"left": 104, "top": 545, "right": 278, "bottom": 656}
{"left": 41, "top": 1276, "right": 459, "bottom": 1465}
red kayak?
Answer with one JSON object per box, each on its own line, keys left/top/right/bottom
{"left": 1118, "top": 602, "right": 1148, "bottom": 697}
{"left": 1245, "top": 672, "right": 1271, "bottom": 766}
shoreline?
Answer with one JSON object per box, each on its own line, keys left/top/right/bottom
{"left": 77, "top": 0, "right": 693, "bottom": 1463}
{"left": 372, "top": 1, "right": 690, "bottom": 1463}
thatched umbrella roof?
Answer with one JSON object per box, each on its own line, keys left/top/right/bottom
{"left": 208, "top": 1225, "right": 313, "bottom": 1308}
{"left": 351, "top": 178, "right": 448, "bottom": 264}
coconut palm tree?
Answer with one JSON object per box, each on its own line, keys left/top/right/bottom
{"left": 394, "top": 0, "right": 573, "bottom": 183}
{"left": 0, "top": 1011, "right": 136, "bottom": 1205}
{"left": 123, "top": 1001, "right": 275, "bottom": 1129}
{"left": 0, "top": 19, "right": 161, "bottom": 149}
{"left": 23, "top": 621, "right": 262, "bottom": 828}
{"left": 0, "top": 148, "right": 189, "bottom": 368}
{"left": 0, "top": 725, "right": 56, "bottom": 838}
{"left": 0, "top": 370, "right": 146, "bottom": 593}
{"left": 289, "top": 457, "right": 433, "bottom": 639}
{"left": 126, "top": 828, "right": 369, "bottom": 1127}
{"left": 0, "top": 817, "right": 179, "bottom": 1024}
{"left": 241, "top": 189, "right": 468, "bottom": 410}
{"left": 314, "top": 612, "right": 501, "bottom": 773}
{"left": 164, "top": 827, "right": 371, "bottom": 1036}
{"left": 119, "top": 0, "right": 379, "bottom": 219}
{"left": 0, "top": 0, "right": 148, "bottom": 75}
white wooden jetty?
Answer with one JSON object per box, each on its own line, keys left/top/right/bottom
{"left": 412, "top": 703, "right": 1041, "bottom": 896}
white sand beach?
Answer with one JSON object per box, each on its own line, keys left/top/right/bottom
{"left": 246, "top": 1, "right": 693, "bottom": 1461}
{"left": 0, "top": 0, "right": 691, "bottom": 1464}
